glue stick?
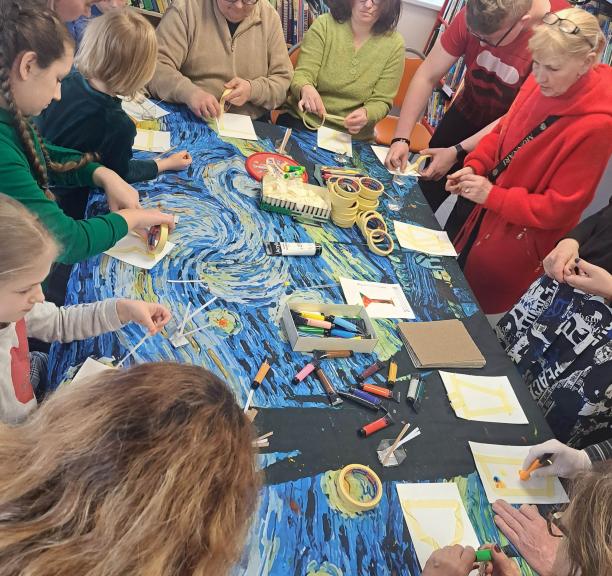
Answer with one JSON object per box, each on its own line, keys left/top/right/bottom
{"left": 264, "top": 242, "right": 322, "bottom": 256}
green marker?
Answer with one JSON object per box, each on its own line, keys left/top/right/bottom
{"left": 475, "top": 550, "right": 493, "bottom": 562}
{"left": 298, "top": 326, "right": 325, "bottom": 335}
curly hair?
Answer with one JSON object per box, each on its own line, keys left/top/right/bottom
{"left": 328, "top": 0, "right": 401, "bottom": 35}
{"left": 0, "top": 0, "right": 95, "bottom": 199}
{"left": 0, "top": 362, "right": 261, "bottom": 576}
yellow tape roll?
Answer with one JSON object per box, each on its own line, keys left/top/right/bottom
{"left": 336, "top": 464, "right": 382, "bottom": 512}
{"left": 358, "top": 177, "right": 385, "bottom": 200}
{"left": 147, "top": 224, "right": 169, "bottom": 255}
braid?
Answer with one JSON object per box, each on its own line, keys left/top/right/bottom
{"left": 0, "top": 56, "right": 53, "bottom": 199}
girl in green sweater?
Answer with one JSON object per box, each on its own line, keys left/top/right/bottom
{"left": 280, "top": 0, "right": 405, "bottom": 141}
{"left": 0, "top": 2, "right": 174, "bottom": 265}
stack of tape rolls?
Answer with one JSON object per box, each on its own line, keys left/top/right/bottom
{"left": 357, "top": 210, "right": 394, "bottom": 256}
{"left": 357, "top": 177, "right": 384, "bottom": 212}
{"left": 329, "top": 177, "right": 361, "bottom": 228}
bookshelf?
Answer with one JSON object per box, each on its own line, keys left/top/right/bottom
{"left": 583, "top": 0, "right": 612, "bottom": 66}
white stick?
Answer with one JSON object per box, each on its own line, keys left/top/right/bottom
{"left": 278, "top": 128, "right": 292, "bottom": 154}
{"left": 256, "top": 431, "right": 274, "bottom": 441}
{"left": 383, "top": 423, "right": 410, "bottom": 465}
{"left": 116, "top": 333, "right": 149, "bottom": 368}
{"left": 181, "top": 322, "right": 213, "bottom": 338}
{"left": 381, "top": 427, "right": 421, "bottom": 460}
{"left": 177, "top": 302, "right": 191, "bottom": 337}
{"left": 243, "top": 389, "right": 255, "bottom": 413}
{"left": 182, "top": 296, "right": 218, "bottom": 326}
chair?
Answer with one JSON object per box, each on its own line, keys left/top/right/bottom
{"left": 374, "top": 48, "right": 431, "bottom": 153}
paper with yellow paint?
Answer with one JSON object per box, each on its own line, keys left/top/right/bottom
{"left": 133, "top": 128, "right": 172, "bottom": 152}
{"left": 121, "top": 97, "right": 168, "bottom": 121}
{"left": 216, "top": 113, "right": 258, "bottom": 141}
{"left": 317, "top": 126, "right": 352, "bottom": 156}
{"left": 470, "top": 442, "right": 569, "bottom": 505}
{"left": 71, "top": 357, "right": 115, "bottom": 386}
{"left": 371, "top": 145, "right": 421, "bottom": 177}
{"left": 396, "top": 482, "right": 480, "bottom": 570}
{"left": 393, "top": 220, "right": 458, "bottom": 257}
{"left": 104, "top": 233, "right": 175, "bottom": 270}
{"left": 440, "top": 371, "right": 528, "bottom": 424}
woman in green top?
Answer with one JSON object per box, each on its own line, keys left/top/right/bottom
{"left": 0, "top": 2, "right": 173, "bottom": 265}
{"left": 279, "top": 0, "right": 405, "bottom": 141}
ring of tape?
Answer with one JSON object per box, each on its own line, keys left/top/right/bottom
{"left": 358, "top": 177, "right": 384, "bottom": 199}
{"left": 367, "top": 229, "right": 394, "bottom": 256}
{"left": 148, "top": 223, "right": 169, "bottom": 255}
{"left": 337, "top": 464, "right": 382, "bottom": 512}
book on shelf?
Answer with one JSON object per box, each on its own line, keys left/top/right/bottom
{"left": 276, "top": 0, "right": 326, "bottom": 47}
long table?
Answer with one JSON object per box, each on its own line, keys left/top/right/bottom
{"left": 50, "top": 107, "right": 550, "bottom": 575}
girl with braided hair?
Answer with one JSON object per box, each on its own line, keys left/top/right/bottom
{"left": 0, "top": 0, "right": 174, "bottom": 265}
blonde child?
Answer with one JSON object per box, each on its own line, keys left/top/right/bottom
{"left": 39, "top": 8, "right": 192, "bottom": 191}
{"left": 0, "top": 194, "right": 172, "bottom": 423}
{"left": 0, "top": 362, "right": 260, "bottom": 575}
{"left": 0, "top": 2, "right": 174, "bottom": 265}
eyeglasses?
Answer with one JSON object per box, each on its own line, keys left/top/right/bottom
{"left": 542, "top": 12, "right": 595, "bottom": 49}
{"left": 470, "top": 15, "right": 523, "bottom": 47}
{"left": 546, "top": 509, "right": 567, "bottom": 539}
{"left": 358, "top": 0, "right": 382, "bottom": 5}
{"left": 224, "top": 0, "right": 259, "bottom": 5}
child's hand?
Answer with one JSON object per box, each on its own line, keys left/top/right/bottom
{"left": 93, "top": 167, "right": 140, "bottom": 211}
{"left": 155, "top": 151, "right": 193, "bottom": 173}
{"left": 116, "top": 300, "right": 172, "bottom": 335}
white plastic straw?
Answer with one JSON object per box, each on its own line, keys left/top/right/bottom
{"left": 116, "top": 334, "right": 149, "bottom": 368}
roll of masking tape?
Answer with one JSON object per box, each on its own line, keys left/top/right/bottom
{"left": 367, "top": 229, "right": 394, "bottom": 256}
{"left": 147, "top": 223, "right": 169, "bottom": 255}
{"left": 358, "top": 176, "right": 385, "bottom": 200}
{"left": 336, "top": 464, "right": 382, "bottom": 513}
{"left": 332, "top": 177, "right": 360, "bottom": 200}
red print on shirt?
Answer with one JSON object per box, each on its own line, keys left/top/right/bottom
{"left": 10, "top": 319, "right": 34, "bottom": 404}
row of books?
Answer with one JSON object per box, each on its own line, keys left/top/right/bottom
{"left": 275, "top": 0, "right": 327, "bottom": 47}
{"left": 128, "top": 0, "right": 171, "bottom": 13}
{"left": 440, "top": 0, "right": 466, "bottom": 26}
{"left": 585, "top": 2, "right": 612, "bottom": 67}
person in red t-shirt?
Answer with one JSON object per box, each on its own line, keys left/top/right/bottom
{"left": 385, "top": 0, "right": 568, "bottom": 239}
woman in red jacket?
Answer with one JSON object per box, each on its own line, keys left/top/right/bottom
{"left": 446, "top": 7, "right": 612, "bottom": 315}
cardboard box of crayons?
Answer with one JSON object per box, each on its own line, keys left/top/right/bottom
{"left": 282, "top": 300, "right": 378, "bottom": 353}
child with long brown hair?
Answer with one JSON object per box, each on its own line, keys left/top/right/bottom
{"left": 0, "top": 194, "right": 172, "bottom": 423}
{"left": 0, "top": 1, "right": 174, "bottom": 265}
{"left": 38, "top": 9, "right": 192, "bottom": 194}
{"left": 0, "top": 362, "right": 260, "bottom": 575}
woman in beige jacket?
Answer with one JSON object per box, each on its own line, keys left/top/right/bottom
{"left": 148, "top": 0, "right": 293, "bottom": 120}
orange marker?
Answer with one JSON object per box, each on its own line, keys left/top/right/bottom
{"left": 243, "top": 358, "right": 272, "bottom": 413}
{"left": 519, "top": 452, "right": 553, "bottom": 481}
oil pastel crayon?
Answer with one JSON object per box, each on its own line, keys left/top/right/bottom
{"left": 298, "top": 311, "right": 326, "bottom": 321}
{"left": 387, "top": 361, "right": 398, "bottom": 388}
{"left": 358, "top": 383, "right": 400, "bottom": 403}
{"left": 358, "top": 413, "right": 394, "bottom": 437}
{"left": 407, "top": 375, "right": 425, "bottom": 413}
{"left": 475, "top": 546, "right": 520, "bottom": 562}
{"left": 320, "top": 350, "right": 353, "bottom": 360}
{"left": 338, "top": 391, "right": 380, "bottom": 411}
{"left": 292, "top": 313, "right": 333, "bottom": 330}
{"left": 329, "top": 316, "right": 361, "bottom": 333}
{"left": 349, "top": 386, "right": 383, "bottom": 407}
{"left": 298, "top": 326, "right": 325, "bottom": 335}
{"left": 357, "top": 360, "right": 385, "bottom": 382}
{"left": 293, "top": 361, "right": 317, "bottom": 384}
{"left": 315, "top": 366, "right": 343, "bottom": 406}
{"left": 519, "top": 452, "right": 554, "bottom": 481}
{"left": 328, "top": 328, "right": 360, "bottom": 339}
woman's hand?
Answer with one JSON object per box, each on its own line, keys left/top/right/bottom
{"left": 117, "top": 208, "right": 176, "bottom": 235}
{"left": 480, "top": 544, "right": 521, "bottom": 576}
{"left": 452, "top": 173, "right": 493, "bottom": 204}
{"left": 116, "top": 299, "right": 172, "bottom": 335}
{"left": 93, "top": 167, "right": 140, "bottom": 211}
{"left": 344, "top": 107, "right": 368, "bottom": 134}
{"left": 492, "top": 500, "right": 560, "bottom": 576}
{"left": 422, "top": 545, "right": 476, "bottom": 576}
{"left": 419, "top": 146, "right": 460, "bottom": 180}
{"left": 565, "top": 258, "right": 612, "bottom": 300}
{"left": 187, "top": 87, "right": 221, "bottom": 119}
{"left": 522, "top": 439, "right": 591, "bottom": 479}
{"left": 155, "top": 151, "right": 193, "bottom": 173}
{"left": 446, "top": 166, "right": 475, "bottom": 193}
{"left": 385, "top": 140, "right": 410, "bottom": 172}
{"left": 224, "top": 77, "right": 252, "bottom": 107}
{"left": 543, "top": 238, "right": 580, "bottom": 283}
{"left": 298, "top": 84, "right": 326, "bottom": 117}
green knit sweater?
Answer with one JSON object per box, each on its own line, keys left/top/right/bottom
{"left": 0, "top": 108, "right": 128, "bottom": 264}
{"left": 287, "top": 14, "right": 405, "bottom": 140}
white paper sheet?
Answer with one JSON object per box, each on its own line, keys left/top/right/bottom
{"left": 121, "top": 97, "right": 169, "bottom": 121}
{"left": 371, "top": 145, "right": 421, "bottom": 177}
{"left": 133, "top": 129, "right": 172, "bottom": 152}
{"left": 340, "top": 277, "right": 414, "bottom": 319}
{"left": 216, "top": 113, "right": 258, "bottom": 141}
{"left": 393, "top": 221, "right": 458, "bottom": 257}
{"left": 71, "top": 357, "right": 115, "bottom": 385}
{"left": 396, "top": 482, "right": 480, "bottom": 570}
{"left": 104, "top": 233, "right": 175, "bottom": 270}
{"left": 470, "top": 442, "right": 569, "bottom": 505}
{"left": 318, "top": 126, "right": 352, "bottom": 156}
{"left": 440, "top": 371, "right": 528, "bottom": 424}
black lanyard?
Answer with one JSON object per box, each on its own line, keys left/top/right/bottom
{"left": 457, "top": 115, "right": 561, "bottom": 269}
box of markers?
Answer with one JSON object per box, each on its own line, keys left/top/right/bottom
{"left": 282, "top": 299, "right": 378, "bottom": 353}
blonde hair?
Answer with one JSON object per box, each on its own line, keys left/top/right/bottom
{"left": 75, "top": 8, "right": 157, "bottom": 98}
{"left": 466, "top": 0, "right": 532, "bottom": 35}
{"left": 529, "top": 8, "right": 605, "bottom": 61}
{"left": 563, "top": 464, "right": 612, "bottom": 576}
{"left": 0, "top": 362, "right": 260, "bottom": 576}
{"left": 0, "top": 193, "right": 59, "bottom": 283}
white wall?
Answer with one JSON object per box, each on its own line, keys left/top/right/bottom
{"left": 397, "top": 0, "right": 441, "bottom": 53}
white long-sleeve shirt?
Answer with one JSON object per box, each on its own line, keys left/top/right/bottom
{"left": 0, "top": 299, "right": 123, "bottom": 423}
